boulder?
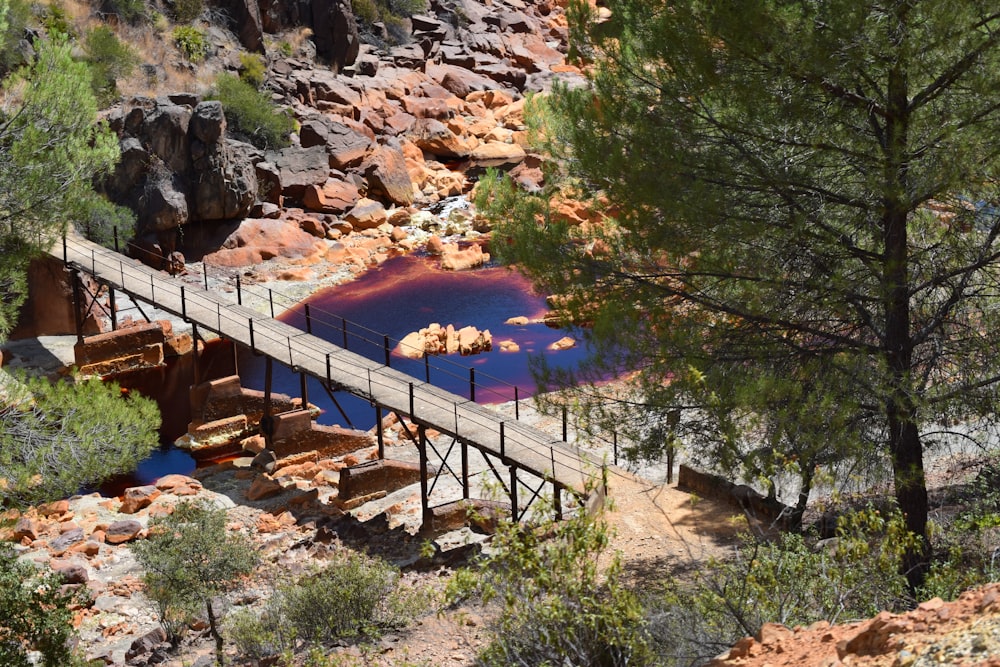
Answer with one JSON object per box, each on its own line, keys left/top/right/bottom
{"left": 363, "top": 142, "right": 415, "bottom": 206}
{"left": 140, "top": 176, "right": 189, "bottom": 232}
{"left": 410, "top": 118, "right": 477, "bottom": 158}
{"left": 441, "top": 243, "right": 490, "bottom": 271}
{"left": 104, "top": 520, "right": 143, "bottom": 544}
{"left": 307, "top": 70, "right": 362, "bottom": 107}
{"left": 140, "top": 102, "right": 192, "bottom": 173}
{"left": 215, "top": 0, "right": 264, "bottom": 52}
{"left": 203, "top": 218, "right": 328, "bottom": 267}
{"left": 326, "top": 122, "right": 373, "bottom": 169}
{"left": 344, "top": 198, "right": 388, "bottom": 230}
{"left": 119, "top": 485, "right": 161, "bottom": 514}
{"left": 311, "top": 0, "right": 360, "bottom": 71}
{"left": 268, "top": 145, "right": 331, "bottom": 200}
{"left": 303, "top": 178, "right": 360, "bottom": 214}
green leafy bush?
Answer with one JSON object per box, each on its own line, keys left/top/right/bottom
{"left": 39, "top": 1, "right": 75, "bottom": 39}
{"left": 237, "top": 51, "right": 265, "bottom": 87}
{"left": 0, "top": 0, "right": 32, "bottom": 75}
{"left": 228, "top": 551, "right": 427, "bottom": 663}
{"left": 83, "top": 25, "right": 139, "bottom": 105}
{"left": 76, "top": 196, "right": 136, "bottom": 249}
{"left": 209, "top": 73, "right": 294, "bottom": 149}
{"left": 0, "top": 546, "right": 89, "bottom": 667}
{"left": 172, "top": 25, "right": 207, "bottom": 62}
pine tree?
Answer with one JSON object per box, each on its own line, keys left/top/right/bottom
{"left": 488, "top": 0, "right": 1000, "bottom": 587}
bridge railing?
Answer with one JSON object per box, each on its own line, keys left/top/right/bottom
{"left": 63, "top": 239, "right": 632, "bottom": 479}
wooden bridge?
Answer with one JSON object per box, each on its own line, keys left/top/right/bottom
{"left": 55, "top": 232, "right": 605, "bottom": 525}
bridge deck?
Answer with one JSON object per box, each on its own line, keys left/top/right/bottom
{"left": 56, "top": 235, "right": 600, "bottom": 496}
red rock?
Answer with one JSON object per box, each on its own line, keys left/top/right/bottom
{"left": 441, "top": 244, "right": 489, "bottom": 271}
{"left": 345, "top": 198, "right": 388, "bottom": 230}
{"left": 13, "top": 517, "right": 40, "bottom": 542}
{"left": 245, "top": 475, "right": 284, "bottom": 501}
{"left": 364, "top": 142, "right": 415, "bottom": 206}
{"left": 154, "top": 474, "right": 202, "bottom": 494}
{"left": 303, "top": 179, "right": 361, "bottom": 214}
{"left": 119, "top": 485, "right": 160, "bottom": 514}
{"left": 38, "top": 500, "right": 70, "bottom": 517}
{"left": 105, "top": 520, "right": 143, "bottom": 545}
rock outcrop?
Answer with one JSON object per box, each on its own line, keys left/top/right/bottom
{"left": 395, "top": 322, "right": 492, "bottom": 359}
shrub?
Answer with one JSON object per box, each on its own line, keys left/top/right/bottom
{"left": 282, "top": 552, "right": 414, "bottom": 643}
{"left": 172, "top": 25, "right": 208, "bottom": 62}
{"left": 132, "top": 500, "right": 258, "bottom": 662}
{"left": 76, "top": 196, "right": 135, "bottom": 249}
{"left": 238, "top": 51, "right": 265, "bottom": 87}
{"left": 0, "top": 0, "right": 32, "bottom": 75}
{"left": 0, "top": 546, "right": 89, "bottom": 667}
{"left": 209, "top": 73, "right": 294, "bottom": 149}
{"left": 170, "top": 0, "right": 203, "bottom": 23}
{"left": 447, "top": 496, "right": 656, "bottom": 667}
{"left": 351, "top": 0, "right": 427, "bottom": 46}
{"left": 99, "top": 0, "right": 147, "bottom": 24}
{"left": 228, "top": 551, "right": 427, "bottom": 663}
{"left": 646, "top": 507, "right": 917, "bottom": 666}
{"left": 39, "top": 1, "right": 75, "bottom": 39}
{"left": 83, "top": 26, "right": 139, "bottom": 105}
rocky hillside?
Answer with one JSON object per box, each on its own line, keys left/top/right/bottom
{"left": 97, "top": 0, "right": 582, "bottom": 274}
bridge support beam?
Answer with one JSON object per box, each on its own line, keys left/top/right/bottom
{"left": 461, "top": 440, "right": 469, "bottom": 500}
{"left": 510, "top": 466, "right": 518, "bottom": 522}
{"left": 418, "top": 425, "right": 431, "bottom": 525}
{"left": 375, "top": 406, "right": 385, "bottom": 459}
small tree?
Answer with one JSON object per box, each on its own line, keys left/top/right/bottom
{"left": 132, "top": 499, "right": 258, "bottom": 666}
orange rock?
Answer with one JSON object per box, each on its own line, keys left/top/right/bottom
{"left": 245, "top": 475, "right": 284, "bottom": 501}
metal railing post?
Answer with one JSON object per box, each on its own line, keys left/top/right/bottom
{"left": 470, "top": 368, "right": 476, "bottom": 402}
{"left": 515, "top": 386, "right": 520, "bottom": 420}
{"left": 235, "top": 275, "right": 242, "bottom": 305}
{"left": 180, "top": 286, "right": 186, "bottom": 319}
{"left": 269, "top": 288, "right": 274, "bottom": 318}
{"left": 249, "top": 319, "right": 255, "bottom": 351}
{"left": 384, "top": 335, "right": 391, "bottom": 367}
{"left": 304, "top": 304, "right": 312, "bottom": 334}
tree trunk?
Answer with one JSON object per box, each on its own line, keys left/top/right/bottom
{"left": 882, "top": 47, "right": 930, "bottom": 591}
{"left": 206, "top": 598, "right": 225, "bottom": 667}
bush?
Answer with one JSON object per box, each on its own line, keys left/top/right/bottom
{"left": 0, "top": 546, "right": 89, "bottom": 667}
{"left": 172, "top": 25, "right": 208, "bottom": 62}
{"left": 0, "top": 0, "right": 32, "bottom": 75}
{"left": 646, "top": 507, "right": 917, "bottom": 666}
{"left": 351, "top": 0, "right": 427, "bottom": 46}
{"left": 170, "top": 0, "right": 203, "bottom": 23}
{"left": 83, "top": 26, "right": 139, "bottom": 105}
{"left": 238, "top": 52, "right": 265, "bottom": 87}
{"left": 99, "top": 0, "right": 147, "bottom": 24}
{"left": 39, "top": 1, "right": 75, "bottom": 39}
{"left": 209, "top": 73, "right": 294, "bottom": 149}
{"left": 447, "top": 497, "right": 656, "bottom": 667}
{"left": 228, "top": 551, "right": 427, "bottom": 663}
{"left": 76, "top": 197, "right": 136, "bottom": 249}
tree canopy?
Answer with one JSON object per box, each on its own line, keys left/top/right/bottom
{"left": 0, "top": 30, "right": 124, "bottom": 338}
{"left": 486, "top": 0, "right": 1000, "bottom": 585}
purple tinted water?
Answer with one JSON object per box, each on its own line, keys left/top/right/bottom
{"left": 237, "top": 255, "right": 590, "bottom": 429}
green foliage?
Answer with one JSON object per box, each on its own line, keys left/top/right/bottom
{"left": 447, "top": 503, "right": 655, "bottom": 667}
{"left": 0, "top": 0, "right": 31, "bottom": 75}
{"left": 39, "top": 2, "right": 74, "bottom": 39}
{"left": 83, "top": 25, "right": 139, "bottom": 105}
{"left": 172, "top": 25, "right": 207, "bottom": 62}
{"left": 352, "top": 0, "right": 426, "bottom": 46}
{"left": 209, "top": 73, "right": 294, "bottom": 149}
{"left": 0, "top": 38, "right": 121, "bottom": 340}
{"left": 237, "top": 52, "right": 265, "bottom": 87}
{"left": 98, "top": 0, "right": 147, "bottom": 24}
{"left": 132, "top": 499, "right": 257, "bottom": 659}
{"left": 76, "top": 196, "right": 136, "bottom": 249}
{"left": 490, "top": 0, "right": 1000, "bottom": 586}
{"left": 920, "top": 457, "right": 1000, "bottom": 600}
{"left": 0, "top": 545, "right": 88, "bottom": 667}
{"left": 228, "top": 551, "right": 427, "bottom": 663}
{"left": 0, "top": 374, "right": 159, "bottom": 507}
{"left": 170, "top": 0, "right": 202, "bottom": 23}
{"left": 648, "top": 507, "right": 916, "bottom": 666}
